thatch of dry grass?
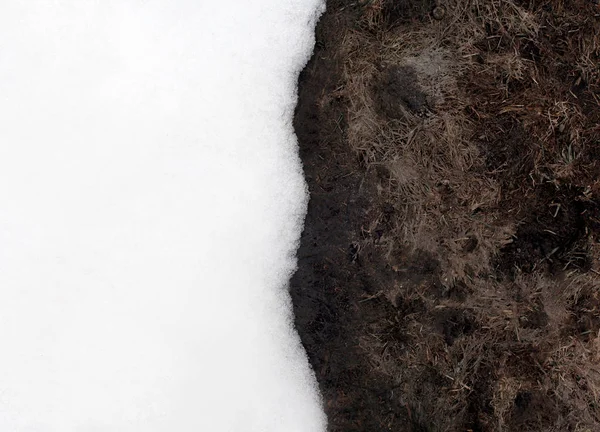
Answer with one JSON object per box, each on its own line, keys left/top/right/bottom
{"left": 337, "top": 0, "right": 600, "bottom": 429}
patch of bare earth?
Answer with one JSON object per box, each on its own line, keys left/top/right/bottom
{"left": 291, "top": 0, "right": 600, "bottom": 431}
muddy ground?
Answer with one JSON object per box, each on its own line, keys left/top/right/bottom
{"left": 290, "top": 1, "right": 600, "bottom": 431}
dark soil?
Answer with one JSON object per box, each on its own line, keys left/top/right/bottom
{"left": 291, "top": 0, "right": 600, "bottom": 431}
{"left": 375, "top": 65, "right": 430, "bottom": 118}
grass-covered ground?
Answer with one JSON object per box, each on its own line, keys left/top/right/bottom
{"left": 292, "top": 1, "right": 600, "bottom": 430}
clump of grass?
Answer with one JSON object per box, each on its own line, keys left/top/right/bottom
{"left": 339, "top": 0, "right": 600, "bottom": 429}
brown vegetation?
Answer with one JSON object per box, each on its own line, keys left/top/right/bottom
{"left": 292, "top": 0, "right": 600, "bottom": 430}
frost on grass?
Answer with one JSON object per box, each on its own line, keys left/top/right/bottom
{"left": 0, "top": 1, "right": 325, "bottom": 431}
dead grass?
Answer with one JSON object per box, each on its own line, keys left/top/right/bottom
{"left": 338, "top": 0, "right": 600, "bottom": 429}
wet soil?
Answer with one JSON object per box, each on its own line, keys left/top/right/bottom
{"left": 291, "top": 1, "right": 600, "bottom": 431}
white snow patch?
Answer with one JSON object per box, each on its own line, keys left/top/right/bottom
{"left": 0, "top": 1, "right": 326, "bottom": 431}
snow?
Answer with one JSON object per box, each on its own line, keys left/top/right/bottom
{"left": 0, "top": 1, "right": 326, "bottom": 431}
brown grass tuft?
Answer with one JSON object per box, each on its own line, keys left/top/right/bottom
{"left": 339, "top": 0, "right": 600, "bottom": 429}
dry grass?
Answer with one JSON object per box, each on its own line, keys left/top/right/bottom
{"left": 337, "top": 0, "right": 600, "bottom": 429}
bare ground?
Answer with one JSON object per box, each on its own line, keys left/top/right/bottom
{"left": 291, "top": 1, "right": 600, "bottom": 431}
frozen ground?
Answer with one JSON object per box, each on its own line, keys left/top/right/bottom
{"left": 0, "top": 1, "right": 325, "bottom": 431}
